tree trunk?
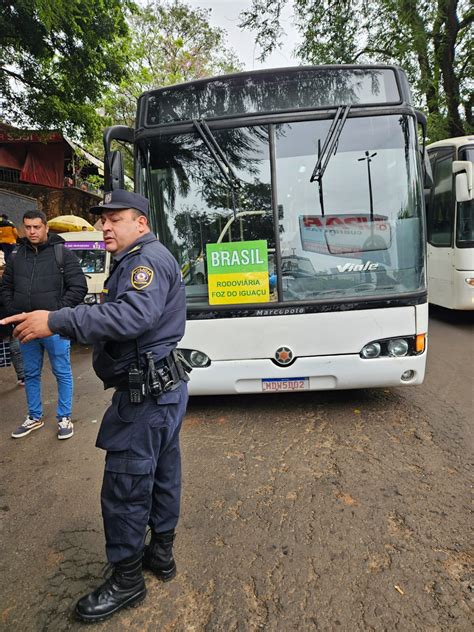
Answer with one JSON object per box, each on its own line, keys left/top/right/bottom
{"left": 437, "top": 0, "right": 465, "bottom": 136}
{"left": 398, "top": 0, "right": 438, "bottom": 116}
{"left": 464, "top": 93, "right": 473, "bottom": 129}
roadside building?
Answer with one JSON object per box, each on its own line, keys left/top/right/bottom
{"left": 0, "top": 124, "right": 103, "bottom": 231}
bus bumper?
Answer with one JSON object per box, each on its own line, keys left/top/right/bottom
{"left": 186, "top": 353, "right": 427, "bottom": 395}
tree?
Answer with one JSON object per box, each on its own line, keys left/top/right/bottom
{"left": 100, "top": 0, "right": 242, "bottom": 130}
{"left": 0, "top": 0, "right": 131, "bottom": 140}
{"left": 240, "top": 0, "right": 473, "bottom": 140}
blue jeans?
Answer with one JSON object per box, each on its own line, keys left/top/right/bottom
{"left": 20, "top": 335, "right": 73, "bottom": 420}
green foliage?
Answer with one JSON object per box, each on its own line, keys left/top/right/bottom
{"left": 0, "top": 0, "right": 131, "bottom": 140}
{"left": 83, "top": 0, "right": 243, "bottom": 181}
{"left": 85, "top": 174, "right": 103, "bottom": 189}
{"left": 99, "top": 0, "right": 242, "bottom": 131}
{"left": 241, "top": 0, "right": 473, "bottom": 140}
{"left": 294, "top": 0, "right": 360, "bottom": 65}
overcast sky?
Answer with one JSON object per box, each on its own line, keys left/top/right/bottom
{"left": 185, "top": 0, "right": 300, "bottom": 70}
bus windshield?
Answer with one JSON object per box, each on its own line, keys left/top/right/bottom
{"left": 143, "top": 113, "right": 424, "bottom": 307}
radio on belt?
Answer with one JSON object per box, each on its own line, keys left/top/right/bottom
{"left": 128, "top": 363, "right": 146, "bottom": 403}
{"left": 146, "top": 351, "right": 164, "bottom": 397}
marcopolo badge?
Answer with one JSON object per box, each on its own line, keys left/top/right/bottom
{"left": 131, "top": 266, "right": 154, "bottom": 290}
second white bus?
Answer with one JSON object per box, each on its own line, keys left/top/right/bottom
{"left": 426, "top": 136, "right": 474, "bottom": 310}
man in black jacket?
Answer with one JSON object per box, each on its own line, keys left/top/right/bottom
{"left": 1, "top": 210, "right": 87, "bottom": 439}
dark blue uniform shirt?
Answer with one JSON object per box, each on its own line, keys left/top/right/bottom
{"left": 48, "top": 233, "right": 186, "bottom": 387}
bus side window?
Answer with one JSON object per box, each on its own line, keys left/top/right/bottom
{"left": 427, "top": 149, "right": 455, "bottom": 247}
{"left": 456, "top": 147, "right": 474, "bottom": 245}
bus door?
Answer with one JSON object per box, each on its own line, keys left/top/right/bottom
{"left": 453, "top": 147, "right": 474, "bottom": 274}
{"left": 427, "top": 147, "right": 455, "bottom": 307}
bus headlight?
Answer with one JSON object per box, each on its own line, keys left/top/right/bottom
{"left": 360, "top": 342, "right": 381, "bottom": 358}
{"left": 465, "top": 278, "right": 474, "bottom": 287}
{"left": 360, "top": 335, "right": 424, "bottom": 359}
{"left": 387, "top": 338, "right": 409, "bottom": 357}
{"left": 179, "top": 349, "right": 211, "bottom": 368}
{"left": 189, "top": 350, "right": 210, "bottom": 367}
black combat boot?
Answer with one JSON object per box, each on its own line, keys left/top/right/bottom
{"left": 143, "top": 529, "right": 177, "bottom": 581}
{"left": 75, "top": 553, "right": 146, "bottom": 623}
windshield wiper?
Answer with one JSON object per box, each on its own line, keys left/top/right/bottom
{"left": 193, "top": 119, "right": 240, "bottom": 217}
{"left": 310, "top": 105, "right": 351, "bottom": 216}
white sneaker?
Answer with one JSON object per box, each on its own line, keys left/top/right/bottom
{"left": 12, "top": 415, "right": 44, "bottom": 439}
{"left": 57, "top": 416, "right": 74, "bottom": 440}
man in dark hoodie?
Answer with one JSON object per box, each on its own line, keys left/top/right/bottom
{"left": 1, "top": 210, "right": 87, "bottom": 439}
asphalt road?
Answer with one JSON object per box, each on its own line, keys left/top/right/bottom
{"left": 0, "top": 306, "right": 472, "bottom": 632}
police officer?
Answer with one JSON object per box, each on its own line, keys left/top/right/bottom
{"left": 1, "top": 190, "right": 189, "bottom": 622}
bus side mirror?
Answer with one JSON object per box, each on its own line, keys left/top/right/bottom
{"left": 453, "top": 160, "right": 473, "bottom": 202}
{"left": 103, "top": 125, "right": 134, "bottom": 191}
{"left": 106, "top": 150, "right": 125, "bottom": 191}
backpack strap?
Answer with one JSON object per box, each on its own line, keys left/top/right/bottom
{"left": 53, "top": 242, "right": 65, "bottom": 274}
{"left": 53, "top": 242, "right": 65, "bottom": 297}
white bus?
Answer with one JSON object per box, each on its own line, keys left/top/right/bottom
{"left": 426, "top": 136, "right": 474, "bottom": 309}
{"left": 103, "top": 65, "right": 429, "bottom": 395}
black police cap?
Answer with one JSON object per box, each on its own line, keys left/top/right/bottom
{"left": 89, "top": 190, "right": 149, "bottom": 216}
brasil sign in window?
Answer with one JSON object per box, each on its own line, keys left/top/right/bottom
{"left": 206, "top": 240, "right": 270, "bottom": 305}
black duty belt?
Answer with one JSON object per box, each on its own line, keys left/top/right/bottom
{"left": 114, "top": 350, "right": 189, "bottom": 398}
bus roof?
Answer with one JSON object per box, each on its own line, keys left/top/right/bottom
{"left": 141, "top": 64, "right": 405, "bottom": 97}
{"left": 427, "top": 136, "right": 474, "bottom": 151}
{"left": 139, "top": 65, "right": 410, "bottom": 128}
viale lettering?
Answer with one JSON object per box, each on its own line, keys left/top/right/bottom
{"left": 336, "top": 261, "right": 379, "bottom": 273}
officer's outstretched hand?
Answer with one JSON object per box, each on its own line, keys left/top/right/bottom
{"left": 0, "top": 311, "right": 52, "bottom": 342}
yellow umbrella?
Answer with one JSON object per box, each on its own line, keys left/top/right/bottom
{"left": 47, "top": 215, "right": 94, "bottom": 232}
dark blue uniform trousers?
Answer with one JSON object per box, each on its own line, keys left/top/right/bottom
{"left": 96, "top": 381, "right": 188, "bottom": 563}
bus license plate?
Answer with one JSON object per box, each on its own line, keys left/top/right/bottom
{"left": 261, "top": 378, "right": 309, "bottom": 392}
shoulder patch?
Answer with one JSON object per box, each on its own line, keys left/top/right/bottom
{"left": 131, "top": 265, "right": 154, "bottom": 290}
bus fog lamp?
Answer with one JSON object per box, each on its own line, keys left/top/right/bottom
{"left": 387, "top": 339, "right": 409, "bottom": 357}
{"left": 360, "top": 342, "right": 381, "bottom": 359}
{"left": 84, "top": 293, "right": 97, "bottom": 305}
{"left": 401, "top": 370, "right": 415, "bottom": 381}
{"left": 189, "top": 350, "right": 210, "bottom": 367}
